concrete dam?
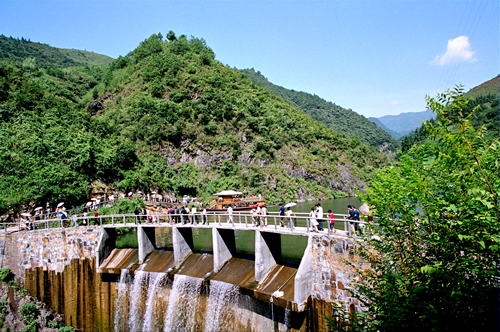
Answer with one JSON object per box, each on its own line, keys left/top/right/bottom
{"left": 0, "top": 218, "right": 367, "bottom": 331}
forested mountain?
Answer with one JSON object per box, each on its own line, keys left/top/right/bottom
{"left": 0, "top": 35, "right": 114, "bottom": 68}
{"left": 240, "top": 69, "right": 399, "bottom": 153}
{"left": 367, "top": 117, "right": 402, "bottom": 139}
{"left": 0, "top": 33, "right": 391, "bottom": 217}
{"left": 400, "top": 79, "right": 499, "bottom": 153}
{"left": 369, "top": 109, "right": 434, "bottom": 138}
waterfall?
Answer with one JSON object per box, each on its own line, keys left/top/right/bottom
{"left": 163, "top": 275, "right": 203, "bottom": 332}
{"left": 204, "top": 281, "right": 240, "bottom": 332}
{"left": 142, "top": 272, "right": 169, "bottom": 332}
{"left": 128, "top": 271, "right": 149, "bottom": 332}
{"left": 284, "top": 308, "right": 292, "bottom": 330}
{"left": 114, "top": 269, "right": 131, "bottom": 332}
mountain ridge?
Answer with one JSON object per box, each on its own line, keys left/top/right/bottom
{"left": 240, "top": 68, "right": 399, "bottom": 153}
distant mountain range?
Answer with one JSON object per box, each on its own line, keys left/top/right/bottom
{"left": 369, "top": 109, "right": 434, "bottom": 139}
{"left": 369, "top": 75, "right": 499, "bottom": 139}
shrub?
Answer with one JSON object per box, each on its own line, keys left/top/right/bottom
{"left": 57, "top": 327, "right": 75, "bottom": 332}
{"left": 0, "top": 268, "right": 13, "bottom": 283}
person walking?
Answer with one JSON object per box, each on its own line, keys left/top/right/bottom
{"left": 261, "top": 204, "right": 268, "bottom": 227}
{"left": 351, "top": 205, "right": 361, "bottom": 234}
{"left": 315, "top": 203, "right": 324, "bottom": 231}
{"left": 328, "top": 209, "right": 336, "bottom": 233}
{"left": 227, "top": 206, "right": 233, "bottom": 224}
{"left": 285, "top": 207, "right": 295, "bottom": 229}
{"left": 71, "top": 214, "right": 78, "bottom": 227}
{"left": 134, "top": 207, "right": 140, "bottom": 224}
{"left": 252, "top": 207, "right": 259, "bottom": 227}
{"left": 191, "top": 205, "right": 198, "bottom": 224}
{"left": 309, "top": 207, "right": 319, "bottom": 232}
{"left": 202, "top": 206, "right": 208, "bottom": 225}
{"left": 279, "top": 204, "right": 286, "bottom": 227}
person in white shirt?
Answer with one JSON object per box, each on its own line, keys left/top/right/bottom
{"left": 191, "top": 206, "right": 198, "bottom": 224}
{"left": 256, "top": 204, "right": 262, "bottom": 225}
{"left": 315, "top": 203, "right": 324, "bottom": 231}
{"left": 227, "top": 206, "right": 233, "bottom": 223}
{"left": 202, "top": 207, "right": 208, "bottom": 225}
{"left": 261, "top": 204, "right": 268, "bottom": 226}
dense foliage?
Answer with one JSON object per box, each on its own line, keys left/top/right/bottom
{"left": 0, "top": 33, "right": 391, "bottom": 217}
{"left": 352, "top": 88, "right": 499, "bottom": 331}
{"left": 241, "top": 69, "right": 400, "bottom": 152}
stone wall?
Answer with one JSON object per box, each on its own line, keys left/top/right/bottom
{"left": 310, "top": 234, "right": 369, "bottom": 313}
{"left": 0, "top": 227, "right": 102, "bottom": 278}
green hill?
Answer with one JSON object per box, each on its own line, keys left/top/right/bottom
{"left": 400, "top": 80, "right": 499, "bottom": 153}
{"left": 240, "top": 69, "right": 399, "bottom": 153}
{"left": 0, "top": 35, "right": 114, "bottom": 67}
{"left": 0, "top": 33, "right": 391, "bottom": 216}
{"left": 464, "top": 75, "right": 499, "bottom": 99}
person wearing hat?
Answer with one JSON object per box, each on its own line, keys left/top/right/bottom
{"left": 252, "top": 206, "right": 259, "bottom": 227}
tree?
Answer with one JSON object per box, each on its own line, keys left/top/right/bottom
{"left": 166, "top": 30, "right": 176, "bottom": 42}
{"left": 354, "top": 87, "right": 499, "bottom": 331}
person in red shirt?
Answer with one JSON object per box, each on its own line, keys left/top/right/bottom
{"left": 328, "top": 209, "right": 336, "bottom": 233}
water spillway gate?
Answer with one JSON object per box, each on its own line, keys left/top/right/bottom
{"left": 96, "top": 223, "right": 317, "bottom": 312}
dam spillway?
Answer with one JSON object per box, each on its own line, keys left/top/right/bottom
{"left": 2, "top": 220, "right": 368, "bottom": 331}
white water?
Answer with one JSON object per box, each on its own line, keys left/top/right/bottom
{"left": 114, "top": 269, "right": 131, "bottom": 332}
{"left": 204, "top": 281, "right": 240, "bottom": 332}
{"left": 163, "top": 275, "right": 203, "bottom": 332}
{"left": 128, "top": 271, "right": 149, "bottom": 332}
{"left": 142, "top": 272, "right": 168, "bottom": 332}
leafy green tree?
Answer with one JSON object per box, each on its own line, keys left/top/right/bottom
{"left": 166, "top": 30, "right": 177, "bottom": 42}
{"left": 354, "top": 87, "right": 499, "bottom": 331}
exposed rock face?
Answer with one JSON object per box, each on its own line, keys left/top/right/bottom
{"left": 157, "top": 141, "right": 367, "bottom": 198}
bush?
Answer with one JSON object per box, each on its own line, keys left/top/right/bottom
{"left": 0, "top": 268, "right": 13, "bottom": 283}
{"left": 20, "top": 302, "right": 38, "bottom": 323}
{"left": 57, "top": 327, "right": 75, "bottom": 332}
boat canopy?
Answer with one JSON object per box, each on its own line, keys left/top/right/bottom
{"left": 212, "top": 190, "right": 243, "bottom": 196}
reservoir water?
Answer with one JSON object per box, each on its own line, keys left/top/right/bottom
{"left": 116, "top": 197, "right": 362, "bottom": 265}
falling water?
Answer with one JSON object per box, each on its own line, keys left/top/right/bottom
{"left": 284, "top": 308, "right": 292, "bottom": 330}
{"left": 114, "top": 269, "right": 131, "bottom": 332}
{"left": 142, "top": 272, "right": 169, "bottom": 332}
{"left": 163, "top": 275, "right": 203, "bottom": 332}
{"left": 204, "top": 281, "right": 240, "bottom": 332}
{"left": 128, "top": 271, "right": 149, "bottom": 332}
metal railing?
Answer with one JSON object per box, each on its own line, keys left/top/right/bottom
{"left": 1, "top": 211, "right": 368, "bottom": 237}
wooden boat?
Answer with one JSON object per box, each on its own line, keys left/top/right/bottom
{"left": 207, "top": 190, "right": 265, "bottom": 211}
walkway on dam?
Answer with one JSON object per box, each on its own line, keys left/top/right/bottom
{"left": 2, "top": 211, "right": 365, "bottom": 239}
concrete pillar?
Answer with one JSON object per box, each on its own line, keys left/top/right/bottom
{"left": 138, "top": 226, "right": 155, "bottom": 264}
{"left": 255, "top": 231, "right": 281, "bottom": 281}
{"left": 96, "top": 228, "right": 116, "bottom": 269}
{"left": 213, "top": 228, "right": 236, "bottom": 272}
{"left": 172, "top": 228, "right": 193, "bottom": 267}
{"left": 294, "top": 236, "right": 313, "bottom": 311}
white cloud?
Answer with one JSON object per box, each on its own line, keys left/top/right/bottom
{"left": 391, "top": 100, "right": 400, "bottom": 106}
{"left": 431, "top": 36, "right": 477, "bottom": 66}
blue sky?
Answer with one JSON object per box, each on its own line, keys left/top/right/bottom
{"left": 1, "top": 0, "right": 498, "bottom": 118}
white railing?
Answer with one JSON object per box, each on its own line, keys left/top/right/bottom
{"left": 1, "top": 211, "right": 368, "bottom": 237}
